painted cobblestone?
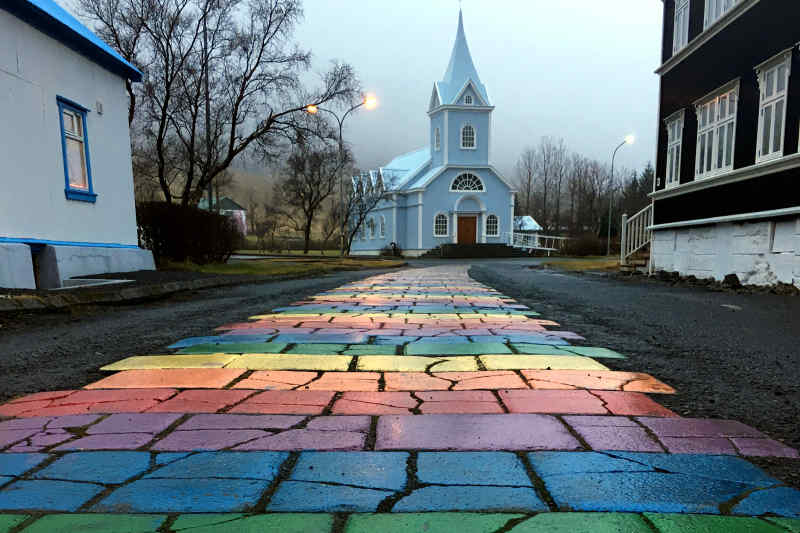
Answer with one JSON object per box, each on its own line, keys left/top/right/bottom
{"left": 0, "top": 265, "right": 797, "bottom": 522}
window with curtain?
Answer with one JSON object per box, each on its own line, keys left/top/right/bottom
{"left": 756, "top": 52, "right": 791, "bottom": 163}
{"left": 695, "top": 83, "right": 738, "bottom": 179}
{"left": 665, "top": 111, "right": 685, "bottom": 188}
{"left": 704, "top": 0, "right": 739, "bottom": 29}
{"left": 673, "top": 0, "right": 690, "bottom": 54}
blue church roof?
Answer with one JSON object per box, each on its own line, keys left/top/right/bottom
{"left": 382, "top": 148, "right": 431, "bottom": 189}
{"left": 435, "top": 10, "right": 490, "bottom": 106}
{"left": 2, "top": 0, "right": 142, "bottom": 81}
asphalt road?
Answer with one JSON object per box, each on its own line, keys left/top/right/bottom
{"left": 0, "top": 269, "right": 398, "bottom": 403}
{"left": 467, "top": 261, "right": 800, "bottom": 485}
{"left": 1, "top": 258, "right": 797, "bottom": 483}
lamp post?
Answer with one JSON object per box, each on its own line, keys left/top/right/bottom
{"left": 607, "top": 135, "right": 635, "bottom": 256}
{"left": 306, "top": 94, "right": 378, "bottom": 255}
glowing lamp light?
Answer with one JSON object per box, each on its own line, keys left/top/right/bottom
{"left": 625, "top": 134, "right": 636, "bottom": 145}
{"left": 306, "top": 104, "right": 318, "bottom": 114}
{"left": 363, "top": 94, "right": 378, "bottom": 110}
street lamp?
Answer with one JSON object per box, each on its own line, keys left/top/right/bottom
{"left": 607, "top": 135, "right": 635, "bottom": 256}
{"left": 305, "top": 94, "right": 379, "bottom": 254}
{"left": 305, "top": 93, "right": 378, "bottom": 156}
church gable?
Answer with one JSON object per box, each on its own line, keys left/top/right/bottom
{"left": 429, "top": 84, "right": 442, "bottom": 111}
{"left": 453, "top": 81, "right": 487, "bottom": 107}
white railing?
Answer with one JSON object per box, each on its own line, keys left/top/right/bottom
{"left": 507, "top": 232, "right": 569, "bottom": 256}
{"left": 620, "top": 203, "right": 653, "bottom": 265}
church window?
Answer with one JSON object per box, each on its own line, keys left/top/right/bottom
{"left": 367, "top": 218, "right": 376, "bottom": 239}
{"left": 486, "top": 214, "right": 499, "bottom": 236}
{"left": 434, "top": 213, "right": 449, "bottom": 236}
{"left": 434, "top": 127, "right": 441, "bottom": 151}
{"left": 465, "top": 94, "right": 473, "bottom": 105}
{"left": 379, "top": 215, "right": 386, "bottom": 238}
{"left": 451, "top": 173, "right": 484, "bottom": 192}
{"left": 461, "top": 124, "right": 476, "bottom": 149}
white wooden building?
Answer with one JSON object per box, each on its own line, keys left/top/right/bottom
{"left": 0, "top": 0, "right": 154, "bottom": 289}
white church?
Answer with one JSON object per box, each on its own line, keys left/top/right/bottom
{"left": 351, "top": 11, "right": 516, "bottom": 257}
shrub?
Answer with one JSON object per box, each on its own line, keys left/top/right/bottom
{"left": 137, "top": 202, "right": 243, "bottom": 265}
{"left": 563, "top": 234, "right": 609, "bottom": 256}
{"left": 380, "top": 243, "right": 403, "bottom": 258}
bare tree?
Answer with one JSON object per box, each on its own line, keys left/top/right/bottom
{"left": 515, "top": 147, "right": 536, "bottom": 216}
{"left": 272, "top": 139, "right": 350, "bottom": 254}
{"left": 77, "top": 0, "right": 360, "bottom": 206}
{"left": 341, "top": 172, "right": 392, "bottom": 255}
{"left": 318, "top": 196, "right": 341, "bottom": 255}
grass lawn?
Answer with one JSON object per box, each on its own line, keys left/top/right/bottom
{"left": 236, "top": 249, "right": 339, "bottom": 256}
{"left": 540, "top": 256, "right": 619, "bottom": 271}
{"left": 164, "top": 257, "right": 406, "bottom": 277}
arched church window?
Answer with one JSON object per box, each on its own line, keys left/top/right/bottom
{"left": 434, "top": 213, "right": 449, "bottom": 236}
{"left": 450, "top": 173, "right": 484, "bottom": 192}
{"left": 486, "top": 214, "right": 499, "bottom": 236}
{"left": 461, "top": 124, "right": 476, "bottom": 149}
{"left": 379, "top": 215, "right": 386, "bottom": 238}
{"left": 465, "top": 94, "right": 473, "bottom": 105}
{"left": 434, "top": 128, "right": 441, "bottom": 151}
{"left": 367, "top": 218, "right": 376, "bottom": 239}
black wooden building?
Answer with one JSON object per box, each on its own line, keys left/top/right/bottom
{"left": 649, "top": 0, "right": 799, "bottom": 285}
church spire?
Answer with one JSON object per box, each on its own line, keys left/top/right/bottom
{"left": 437, "top": 10, "right": 490, "bottom": 106}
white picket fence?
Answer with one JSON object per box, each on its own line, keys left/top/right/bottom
{"left": 508, "top": 232, "right": 569, "bottom": 255}
{"left": 620, "top": 204, "right": 653, "bottom": 266}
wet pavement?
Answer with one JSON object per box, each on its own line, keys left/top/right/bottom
{"left": 0, "top": 265, "right": 798, "bottom": 531}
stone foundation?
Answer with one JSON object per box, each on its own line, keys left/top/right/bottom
{"left": 37, "top": 245, "right": 155, "bottom": 289}
{"left": 0, "top": 243, "right": 36, "bottom": 289}
{"left": 651, "top": 217, "right": 800, "bottom": 287}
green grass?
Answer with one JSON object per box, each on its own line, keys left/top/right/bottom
{"left": 164, "top": 257, "right": 406, "bottom": 277}
{"left": 540, "top": 256, "right": 619, "bottom": 271}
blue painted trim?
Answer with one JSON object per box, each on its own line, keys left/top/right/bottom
{"left": 0, "top": 237, "right": 140, "bottom": 249}
{"left": 57, "top": 95, "right": 90, "bottom": 113}
{"left": 64, "top": 189, "right": 97, "bottom": 202}
{"left": 1, "top": 0, "right": 142, "bottom": 82}
{"left": 57, "top": 96, "right": 97, "bottom": 204}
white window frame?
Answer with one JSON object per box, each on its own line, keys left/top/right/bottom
{"left": 703, "top": 0, "right": 739, "bottom": 29}
{"left": 367, "top": 218, "right": 376, "bottom": 239}
{"left": 464, "top": 94, "right": 473, "bottom": 105}
{"left": 485, "top": 214, "right": 499, "bottom": 237}
{"left": 673, "top": 0, "right": 690, "bottom": 54}
{"left": 379, "top": 215, "right": 386, "bottom": 238}
{"left": 694, "top": 80, "right": 739, "bottom": 180}
{"left": 434, "top": 127, "right": 441, "bottom": 151}
{"left": 756, "top": 50, "right": 792, "bottom": 164}
{"left": 665, "top": 109, "right": 685, "bottom": 189}
{"left": 460, "top": 123, "right": 476, "bottom": 150}
{"left": 450, "top": 173, "right": 485, "bottom": 192}
{"left": 434, "top": 213, "right": 449, "bottom": 237}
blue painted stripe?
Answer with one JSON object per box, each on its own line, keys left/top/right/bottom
{"left": 0, "top": 237, "right": 141, "bottom": 250}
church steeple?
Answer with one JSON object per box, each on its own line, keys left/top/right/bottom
{"left": 434, "top": 10, "right": 491, "bottom": 107}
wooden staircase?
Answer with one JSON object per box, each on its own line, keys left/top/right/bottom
{"left": 620, "top": 204, "right": 653, "bottom": 273}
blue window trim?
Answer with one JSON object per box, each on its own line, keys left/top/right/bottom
{"left": 0, "top": 236, "right": 140, "bottom": 249}
{"left": 57, "top": 96, "right": 97, "bottom": 203}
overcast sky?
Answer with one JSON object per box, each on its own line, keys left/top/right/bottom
{"left": 296, "top": 0, "right": 664, "bottom": 178}
{"left": 63, "top": 0, "right": 664, "bottom": 179}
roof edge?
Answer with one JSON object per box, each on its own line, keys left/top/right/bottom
{"left": 3, "top": 0, "right": 142, "bottom": 82}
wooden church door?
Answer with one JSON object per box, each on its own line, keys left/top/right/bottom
{"left": 457, "top": 216, "right": 477, "bottom": 244}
